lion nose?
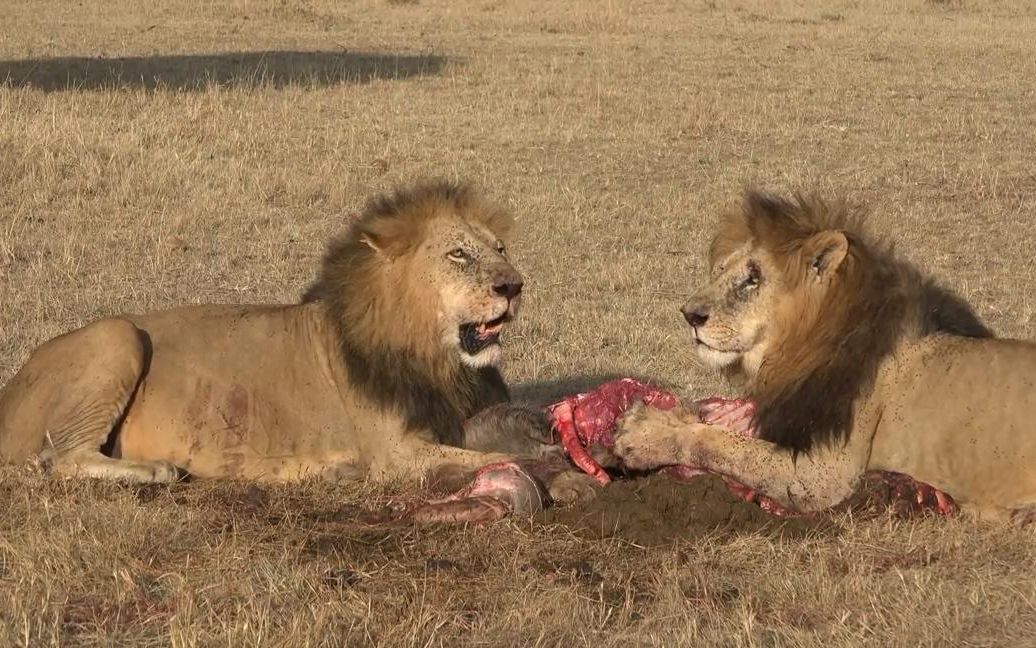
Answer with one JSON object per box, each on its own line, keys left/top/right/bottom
{"left": 493, "top": 276, "right": 524, "bottom": 300}
{"left": 682, "top": 304, "right": 710, "bottom": 328}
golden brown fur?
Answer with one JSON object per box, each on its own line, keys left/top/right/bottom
{"left": 614, "top": 191, "right": 1036, "bottom": 521}
{"left": 715, "top": 192, "right": 990, "bottom": 453}
{"left": 0, "top": 180, "right": 541, "bottom": 489}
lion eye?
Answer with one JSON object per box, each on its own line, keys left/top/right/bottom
{"left": 496, "top": 242, "right": 506, "bottom": 255}
{"left": 741, "top": 262, "right": 761, "bottom": 289}
{"left": 447, "top": 248, "right": 470, "bottom": 263}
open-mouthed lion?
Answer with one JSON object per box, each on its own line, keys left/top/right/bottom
{"left": 612, "top": 191, "right": 1036, "bottom": 522}
{"left": 0, "top": 181, "right": 547, "bottom": 488}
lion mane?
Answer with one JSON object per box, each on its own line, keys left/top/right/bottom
{"left": 304, "top": 181, "right": 513, "bottom": 447}
{"left": 713, "top": 191, "right": 992, "bottom": 454}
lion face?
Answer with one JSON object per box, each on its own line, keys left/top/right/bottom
{"left": 681, "top": 229, "right": 848, "bottom": 376}
{"left": 681, "top": 243, "right": 781, "bottom": 374}
{"left": 314, "top": 181, "right": 522, "bottom": 376}
{"left": 419, "top": 216, "right": 523, "bottom": 369}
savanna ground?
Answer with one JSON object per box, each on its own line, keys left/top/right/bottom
{"left": 2, "top": 0, "right": 1036, "bottom": 645}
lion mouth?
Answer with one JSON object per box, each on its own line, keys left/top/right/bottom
{"left": 692, "top": 331, "right": 740, "bottom": 355}
{"left": 459, "top": 313, "right": 510, "bottom": 355}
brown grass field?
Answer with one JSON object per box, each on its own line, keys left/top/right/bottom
{"left": 3, "top": 0, "right": 1036, "bottom": 645}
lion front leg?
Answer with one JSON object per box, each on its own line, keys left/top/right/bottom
{"left": 612, "top": 403, "right": 861, "bottom": 513}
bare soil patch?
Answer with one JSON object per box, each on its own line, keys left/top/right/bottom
{"left": 541, "top": 474, "right": 827, "bottom": 546}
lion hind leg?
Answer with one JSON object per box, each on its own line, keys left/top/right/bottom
{"left": 1, "top": 318, "right": 147, "bottom": 472}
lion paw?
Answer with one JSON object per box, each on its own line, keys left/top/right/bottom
{"left": 147, "top": 461, "right": 183, "bottom": 483}
{"left": 321, "top": 461, "right": 364, "bottom": 483}
{"left": 612, "top": 403, "right": 688, "bottom": 471}
{"left": 33, "top": 450, "right": 55, "bottom": 474}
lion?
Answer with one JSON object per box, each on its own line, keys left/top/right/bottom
{"left": 0, "top": 181, "right": 572, "bottom": 508}
{"left": 611, "top": 190, "right": 1036, "bottom": 522}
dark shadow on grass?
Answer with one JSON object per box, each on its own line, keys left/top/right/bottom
{"left": 0, "top": 50, "right": 446, "bottom": 91}
{"left": 510, "top": 372, "right": 677, "bottom": 407}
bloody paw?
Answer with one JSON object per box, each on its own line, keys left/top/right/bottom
{"left": 545, "top": 379, "right": 757, "bottom": 485}
{"left": 843, "top": 470, "right": 958, "bottom": 517}
{"left": 545, "top": 378, "right": 681, "bottom": 485}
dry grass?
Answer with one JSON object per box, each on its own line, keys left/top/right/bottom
{"left": 3, "top": 0, "right": 1036, "bottom": 645}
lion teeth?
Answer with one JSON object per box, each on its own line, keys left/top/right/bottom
{"left": 475, "top": 320, "right": 504, "bottom": 340}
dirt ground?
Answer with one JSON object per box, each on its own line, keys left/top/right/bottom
{"left": 541, "top": 474, "right": 827, "bottom": 545}
{"left": 3, "top": 0, "right": 1036, "bottom": 645}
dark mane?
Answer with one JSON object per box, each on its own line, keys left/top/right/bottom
{"left": 307, "top": 180, "right": 512, "bottom": 445}
{"left": 336, "top": 335, "right": 509, "bottom": 447}
{"left": 727, "top": 191, "right": 990, "bottom": 454}
{"left": 916, "top": 277, "right": 994, "bottom": 338}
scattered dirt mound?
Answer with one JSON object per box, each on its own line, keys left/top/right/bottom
{"left": 538, "top": 473, "right": 831, "bottom": 546}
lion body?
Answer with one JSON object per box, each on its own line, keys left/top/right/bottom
{"left": 614, "top": 191, "right": 1036, "bottom": 521}
{"left": 0, "top": 182, "right": 534, "bottom": 484}
{"left": 1, "top": 304, "right": 388, "bottom": 480}
{"left": 867, "top": 335, "right": 1036, "bottom": 514}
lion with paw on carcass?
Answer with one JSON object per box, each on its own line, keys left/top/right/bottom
{"left": 613, "top": 190, "right": 1036, "bottom": 522}
{"left": 0, "top": 181, "right": 583, "bottom": 516}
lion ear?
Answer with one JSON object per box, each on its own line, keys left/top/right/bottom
{"left": 356, "top": 218, "right": 419, "bottom": 258}
{"left": 358, "top": 231, "right": 384, "bottom": 253}
{"left": 805, "top": 230, "right": 848, "bottom": 278}
{"left": 357, "top": 224, "right": 400, "bottom": 256}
